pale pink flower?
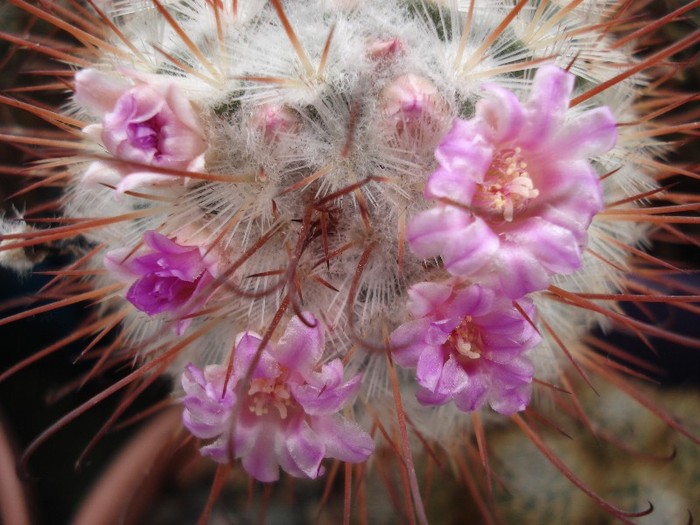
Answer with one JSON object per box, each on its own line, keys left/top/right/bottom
{"left": 105, "top": 231, "right": 217, "bottom": 335}
{"left": 75, "top": 69, "right": 207, "bottom": 192}
{"left": 390, "top": 280, "right": 540, "bottom": 414}
{"left": 181, "top": 314, "right": 374, "bottom": 482}
{"left": 377, "top": 74, "right": 450, "bottom": 148}
{"left": 408, "top": 65, "right": 617, "bottom": 298}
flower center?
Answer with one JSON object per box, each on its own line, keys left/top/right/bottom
{"left": 446, "top": 316, "right": 482, "bottom": 360}
{"left": 127, "top": 273, "right": 198, "bottom": 315}
{"left": 247, "top": 377, "right": 293, "bottom": 419}
{"left": 127, "top": 116, "right": 161, "bottom": 153}
{"left": 473, "top": 147, "right": 539, "bottom": 222}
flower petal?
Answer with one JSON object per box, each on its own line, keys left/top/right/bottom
{"left": 407, "top": 205, "right": 472, "bottom": 259}
{"left": 510, "top": 217, "right": 583, "bottom": 275}
{"left": 163, "top": 83, "right": 206, "bottom": 137}
{"left": 408, "top": 206, "right": 500, "bottom": 277}
{"left": 82, "top": 160, "right": 120, "bottom": 188}
{"left": 424, "top": 166, "right": 478, "bottom": 206}
{"left": 292, "top": 365, "right": 362, "bottom": 416}
{"left": 118, "top": 171, "right": 182, "bottom": 192}
{"left": 200, "top": 436, "right": 231, "bottom": 464}
{"left": 181, "top": 364, "right": 236, "bottom": 439}
{"left": 489, "top": 382, "right": 531, "bottom": 415}
{"left": 493, "top": 245, "right": 551, "bottom": 299}
{"left": 448, "top": 284, "right": 494, "bottom": 318}
{"left": 521, "top": 64, "right": 574, "bottom": 147}
{"left": 390, "top": 318, "right": 438, "bottom": 368}
{"left": 74, "top": 69, "right": 129, "bottom": 116}
{"left": 487, "top": 356, "right": 534, "bottom": 414}
{"left": 233, "top": 332, "right": 279, "bottom": 380}
{"left": 311, "top": 415, "right": 374, "bottom": 463}
{"left": 281, "top": 419, "right": 325, "bottom": 479}
{"left": 550, "top": 106, "right": 617, "bottom": 159}
{"left": 477, "top": 82, "right": 525, "bottom": 143}
{"left": 238, "top": 418, "right": 281, "bottom": 482}
{"left": 415, "top": 387, "right": 451, "bottom": 406}
{"left": 433, "top": 118, "right": 493, "bottom": 183}
{"left": 453, "top": 367, "right": 490, "bottom": 412}
{"left": 415, "top": 345, "right": 446, "bottom": 391}
{"left": 274, "top": 312, "right": 325, "bottom": 378}
{"left": 441, "top": 215, "right": 500, "bottom": 276}
{"left": 406, "top": 281, "right": 453, "bottom": 319}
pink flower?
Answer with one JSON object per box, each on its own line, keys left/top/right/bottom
{"left": 181, "top": 314, "right": 374, "bottom": 482}
{"left": 75, "top": 69, "right": 207, "bottom": 192}
{"left": 390, "top": 280, "right": 541, "bottom": 415}
{"left": 105, "top": 231, "right": 217, "bottom": 335}
{"left": 407, "top": 65, "right": 617, "bottom": 298}
{"left": 377, "top": 74, "right": 450, "bottom": 150}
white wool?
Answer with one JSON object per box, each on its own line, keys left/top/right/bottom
{"left": 53, "top": 0, "right": 662, "bottom": 443}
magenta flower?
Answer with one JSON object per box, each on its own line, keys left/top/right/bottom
{"left": 105, "top": 231, "right": 217, "bottom": 335}
{"left": 407, "top": 65, "right": 617, "bottom": 298}
{"left": 181, "top": 314, "right": 374, "bottom": 482}
{"left": 390, "top": 280, "right": 541, "bottom": 415}
{"left": 75, "top": 69, "right": 207, "bottom": 192}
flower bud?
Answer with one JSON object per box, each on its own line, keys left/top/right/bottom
{"left": 376, "top": 74, "right": 450, "bottom": 151}
{"left": 249, "top": 103, "right": 300, "bottom": 143}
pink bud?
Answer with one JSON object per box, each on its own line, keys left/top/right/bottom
{"left": 250, "top": 103, "right": 299, "bottom": 143}
{"left": 377, "top": 74, "right": 450, "bottom": 148}
{"left": 367, "top": 37, "right": 403, "bottom": 61}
